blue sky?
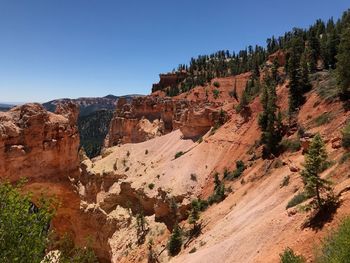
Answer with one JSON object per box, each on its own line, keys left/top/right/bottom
{"left": 0, "top": 1, "right": 348, "bottom": 103}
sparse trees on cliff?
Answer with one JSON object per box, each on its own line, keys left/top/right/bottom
{"left": 258, "top": 77, "right": 283, "bottom": 157}
{"left": 336, "top": 27, "right": 350, "bottom": 101}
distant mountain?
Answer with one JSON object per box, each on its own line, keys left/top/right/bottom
{"left": 42, "top": 94, "right": 143, "bottom": 117}
{"left": 0, "top": 103, "right": 15, "bottom": 112}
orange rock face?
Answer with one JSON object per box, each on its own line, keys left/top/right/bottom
{"left": 0, "top": 103, "right": 79, "bottom": 181}
{"left": 0, "top": 103, "right": 112, "bottom": 262}
{"left": 104, "top": 96, "right": 223, "bottom": 147}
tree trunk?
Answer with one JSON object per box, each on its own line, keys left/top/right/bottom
{"left": 316, "top": 183, "right": 322, "bottom": 208}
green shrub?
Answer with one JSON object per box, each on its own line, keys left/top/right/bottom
{"left": 213, "top": 81, "right": 220, "bottom": 88}
{"left": 342, "top": 122, "right": 350, "bottom": 148}
{"left": 213, "top": 89, "right": 220, "bottom": 99}
{"left": 314, "top": 112, "right": 332, "bottom": 126}
{"left": 313, "top": 71, "right": 339, "bottom": 103}
{"left": 0, "top": 180, "right": 55, "bottom": 263}
{"left": 280, "top": 175, "right": 290, "bottom": 188}
{"left": 226, "top": 160, "right": 246, "bottom": 180}
{"left": 280, "top": 247, "right": 305, "bottom": 263}
{"left": 148, "top": 183, "right": 155, "bottom": 190}
{"left": 175, "top": 151, "right": 184, "bottom": 159}
{"left": 339, "top": 152, "right": 350, "bottom": 164}
{"left": 315, "top": 217, "right": 350, "bottom": 263}
{"left": 286, "top": 192, "right": 310, "bottom": 209}
{"left": 281, "top": 139, "right": 301, "bottom": 152}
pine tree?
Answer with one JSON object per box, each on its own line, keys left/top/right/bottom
{"left": 301, "top": 134, "right": 330, "bottom": 208}
{"left": 336, "top": 27, "right": 350, "bottom": 101}
{"left": 288, "top": 49, "right": 304, "bottom": 113}
{"left": 271, "top": 57, "right": 279, "bottom": 84}
{"left": 168, "top": 223, "right": 182, "bottom": 256}
{"left": 188, "top": 200, "right": 200, "bottom": 230}
{"left": 259, "top": 76, "right": 282, "bottom": 157}
{"left": 306, "top": 34, "right": 320, "bottom": 72}
{"left": 300, "top": 52, "right": 312, "bottom": 93}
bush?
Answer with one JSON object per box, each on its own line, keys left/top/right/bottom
{"left": 148, "top": 183, "right": 155, "bottom": 190}
{"left": 315, "top": 217, "right": 350, "bottom": 263}
{"left": 280, "top": 175, "right": 290, "bottom": 188}
{"left": 280, "top": 247, "right": 305, "bottom": 263}
{"left": 281, "top": 139, "right": 301, "bottom": 152}
{"left": 145, "top": 149, "right": 149, "bottom": 155}
{"left": 286, "top": 192, "right": 310, "bottom": 209}
{"left": 342, "top": 122, "right": 350, "bottom": 148}
{"left": 0, "top": 180, "right": 55, "bottom": 263}
{"left": 213, "top": 89, "right": 220, "bottom": 99}
{"left": 226, "top": 160, "right": 246, "bottom": 180}
{"left": 213, "top": 81, "right": 220, "bottom": 88}
{"left": 175, "top": 151, "right": 184, "bottom": 159}
{"left": 339, "top": 152, "right": 350, "bottom": 164}
{"left": 314, "top": 112, "right": 332, "bottom": 126}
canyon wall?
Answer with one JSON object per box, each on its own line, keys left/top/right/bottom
{"left": 104, "top": 96, "right": 223, "bottom": 147}
{"left": 0, "top": 103, "right": 79, "bottom": 181}
{"left": 0, "top": 103, "right": 111, "bottom": 262}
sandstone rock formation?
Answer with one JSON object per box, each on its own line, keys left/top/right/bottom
{"left": 0, "top": 103, "right": 79, "bottom": 181}
{"left": 0, "top": 103, "right": 111, "bottom": 262}
{"left": 104, "top": 96, "right": 223, "bottom": 147}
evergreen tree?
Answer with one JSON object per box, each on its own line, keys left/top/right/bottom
{"left": 271, "top": 57, "right": 280, "bottom": 84}
{"left": 287, "top": 48, "right": 303, "bottom": 113}
{"left": 301, "top": 134, "right": 330, "bottom": 208}
{"left": 188, "top": 200, "right": 200, "bottom": 230}
{"left": 300, "top": 52, "right": 312, "bottom": 93}
{"left": 259, "top": 77, "right": 282, "bottom": 157}
{"left": 168, "top": 223, "right": 182, "bottom": 256}
{"left": 305, "top": 34, "right": 320, "bottom": 72}
{"left": 336, "top": 27, "right": 350, "bottom": 101}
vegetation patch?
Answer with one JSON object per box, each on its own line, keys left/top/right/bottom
{"left": 213, "top": 89, "right": 220, "bottom": 99}
{"left": 213, "top": 81, "right": 220, "bottom": 88}
{"left": 312, "top": 71, "right": 339, "bottom": 103}
{"left": 225, "top": 160, "right": 246, "bottom": 180}
{"left": 279, "top": 247, "right": 305, "bottom": 263}
{"left": 280, "top": 175, "right": 290, "bottom": 188}
{"left": 339, "top": 152, "right": 350, "bottom": 164}
{"left": 286, "top": 191, "right": 310, "bottom": 209}
{"left": 342, "top": 121, "right": 350, "bottom": 148}
{"left": 315, "top": 216, "right": 350, "bottom": 262}
{"left": 174, "top": 151, "right": 184, "bottom": 159}
{"left": 313, "top": 112, "right": 332, "bottom": 127}
{"left": 281, "top": 138, "right": 301, "bottom": 152}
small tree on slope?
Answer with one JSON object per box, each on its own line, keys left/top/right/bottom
{"left": 168, "top": 223, "right": 182, "bottom": 256}
{"left": 301, "top": 134, "right": 331, "bottom": 208}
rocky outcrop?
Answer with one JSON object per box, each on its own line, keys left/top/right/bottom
{"left": 152, "top": 71, "right": 187, "bottom": 92}
{"left": 0, "top": 103, "right": 79, "bottom": 181}
{"left": 0, "top": 103, "right": 111, "bottom": 262}
{"left": 104, "top": 96, "right": 222, "bottom": 147}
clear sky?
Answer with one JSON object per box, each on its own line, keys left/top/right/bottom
{"left": 0, "top": 0, "right": 348, "bottom": 103}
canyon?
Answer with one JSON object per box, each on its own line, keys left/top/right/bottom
{"left": 1, "top": 57, "right": 350, "bottom": 263}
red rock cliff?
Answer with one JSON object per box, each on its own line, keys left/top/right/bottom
{"left": 0, "top": 103, "right": 112, "bottom": 262}
{"left": 104, "top": 96, "right": 223, "bottom": 147}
